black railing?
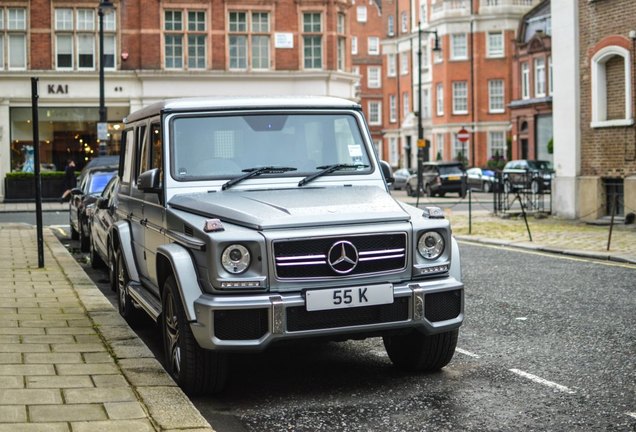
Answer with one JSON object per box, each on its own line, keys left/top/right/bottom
{"left": 493, "top": 171, "right": 552, "bottom": 215}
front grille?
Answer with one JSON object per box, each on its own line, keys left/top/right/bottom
{"left": 214, "top": 309, "right": 268, "bottom": 340}
{"left": 425, "top": 290, "right": 461, "bottom": 322}
{"left": 286, "top": 297, "right": 409, "bottom": 332}
{"left": 274, "top": 233, "right": 407, "bottom": 279}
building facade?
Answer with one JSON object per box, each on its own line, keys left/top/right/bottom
{"left": 509, "top": 0, "right": 552, "bottom": 163}
{"left": 0, "top": 0, "right": 357, "bottom": 200}
{"left": 552, "top": 0, "right": 636, "bottom": 220}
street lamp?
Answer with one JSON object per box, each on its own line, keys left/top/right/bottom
{"left": 98, "top": 0, "right": 114, "bottom": 153}
{"left": 416, "top": 23, "right": 440, "bottom": 197}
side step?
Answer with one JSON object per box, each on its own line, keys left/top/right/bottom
{"left": 127, "top": 282, "right": 161, "bottom": 322}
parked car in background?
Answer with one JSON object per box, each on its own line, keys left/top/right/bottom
{"left": 466, "top": 167, "right": 496, "bottom": 193}
{"left": 502, "top": 160, "right": 553, "bottom": 194}
{"left": 405, "top": 161, "right": 467, "bottom": 198}
{"left": 390, "top": 168, "right": 415, "bottom": 190}
{"left": 87, "top": 175, "right": 120, "bottom": 290}
{"left": 69, "top": 167, "right": 117, "bottom": 252}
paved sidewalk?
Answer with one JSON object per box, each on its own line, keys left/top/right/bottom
{"left": 0, "top": 223, "right": 214, "bottom": 432}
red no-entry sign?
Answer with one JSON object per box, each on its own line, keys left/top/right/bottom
{"left": 457, "top": 128, "right": 470, "bottom": 142}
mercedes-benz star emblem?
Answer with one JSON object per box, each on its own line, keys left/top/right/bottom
{"left": 327, "top": 240, "right": 359, "bottom": 274}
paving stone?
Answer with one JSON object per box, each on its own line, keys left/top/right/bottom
{"left": 55, "top": 363, "right": 119, "bottom": 376}
{"left": 52, "top": 343, "right": 106, "bottom": 353}
{"left": 29, "top": 404, "right": 107, "bottom": 422}
{"left": 70, "top": 419, "right": 154, "bottom": 432}
{"left": 24, "top": 353, "right": 83, "bottom": 364}
{"left": 46, "top": 327, "right": 96, "bottom": 336}
{"left": 83, "top": 353, "right": 114, "bottom": 364}
{"left": 26, "top": 375, "right": 94, "bottom": 389}
{"left": 0, "top": 388, "right": 62, "bottom": 405}
{"left": 0, "top": 353, "right": 22, "bottom": 364}
{"left": 136, "top": 386, "right": 210, "bottom": 430}
{"left": 118, "top": 358, "right": 176, "bottom": 387}
{"left": 0, "top": 376, "right": 23, "bottom": 389}
{"left": 63, "top": 387, "right": 137, "bottom": 404}
{"left": 0, "top": 405, "right": 27, "bottom": 422}
{"left": 0, "top": 365, "right": 55, "bottom": 376}
{"left": 1, "top": 344, "right": 49, "bottom": 353}
{"left": 22, "top": 335, "right": 75, "bottom": 344}
{"left": 103, "top": 401, "right": 147, "bottom": 420}
{"left": 0, "top": 423, "right": 69, "bottom": 432}
{"left": 91, "top": 375, "right": 129, "bottom": 388}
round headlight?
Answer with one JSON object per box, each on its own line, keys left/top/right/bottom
{"left": 221, "top": 244, "right": 251, "bottom": 274}
{"left": 417, "top": 231, "right": 444, "bottom": 260}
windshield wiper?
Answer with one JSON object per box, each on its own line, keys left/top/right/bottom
{"left": 221, "top": 166, "right": 297, "bottom": 191}
{"left": 298, "top": 164, "right": 369, "bottom": 187}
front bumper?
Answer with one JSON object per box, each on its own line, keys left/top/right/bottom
{"left": 190, "top": 276, "right": 464, "bottom": 351}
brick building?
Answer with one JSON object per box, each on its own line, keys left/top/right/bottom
{"left": 0, "top": 0, "right": 357, "bottom": 200}
{"left": 552, "top": 0, "right": 636, "bottom": 220}
{"left": 510, "top": 0, "right": 552, "bottom": 163}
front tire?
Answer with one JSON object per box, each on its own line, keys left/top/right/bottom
{"left": 384, "top": 329, "right": 458, "bottom": 371}
{"left": 482, "top": 181, "right": 491, "bottom": 193}
{"left": 115, "top": 249, "right": 136, "bottom": 321}
{"left": 162, "top": 275, "right": 228, "bottom": 395}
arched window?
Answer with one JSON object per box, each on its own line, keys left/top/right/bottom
{"left": 591, "top": 45, "right": 633, "bottom": 127}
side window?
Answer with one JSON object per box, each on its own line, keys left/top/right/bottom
{"left": 150, "top": 122, "right": 162, "bottom": 171}
{"left": 136, "top": 125, "right": 148, "bottom": 180}
{"left": 122, "top": 129, "right": 135, "bottom": 185}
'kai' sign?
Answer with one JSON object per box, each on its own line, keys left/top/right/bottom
{"left": 47, "top": 84, "right": 68, "bottom": 95}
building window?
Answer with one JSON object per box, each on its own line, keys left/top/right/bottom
{"left": 389, "top": 137, "right": 399, "bottom": 166}
{"left": 420, "top": 1, "right": 427, "bottom": 24}
{"left": 400, "top": 12, "right": 408, "bottom": 33}
{"left": 422, "top": 88, "right": 430, "bottom": 119}
{"left": 0, "top": 8, "right": 27, "bottom": 70}
{"left": 188, "top": 11, "right": 207, "bottom": 69}
{"left": 488, "top": 79, "right": 505, "bottom": 113}
{"left": 368, "top": 101, "right": 382, "bottom": 125}
{"left": 488, "top": 131, "right": 506, "bottom": 159}
{"left": 228, "top": 11, "right": 270, "bottom": 70}
{"left": 164, "top": 10, "right": 183, "bottom": 69}
{"left": 436, "top": 133, "right": 445, "bottom": 158}
{"left": 351, "top": 36, "right": 358, "bottom": 55}
{"left": 591, "top": 45, "right": 633, "bottom": 127}
{"left": 534, "top": 57, "right": 546, "bottom": 97}
{"left": 368, "top": 37, "right": 379, "bottom": 55}
{"left": 450, "top": 33, "right": 467, "bottom": 60}
{"left": 387, "top": 53, "right": 396, "bottom": 77}
{"left": 54, "top": 7, "right": 116, "bottom": 71}
{"left": 436, "top": 83, "right": 444, "bottom": 116}
{"left": 337, "top": 13, "right": 345, "bottom": 71}
{"left": 303, "top": 12, "right": 322, "bottom": 69}
{"left": 521, "top": 62, "right": 530, "bottom": 99}
{"left": 387, "top": 15, "right": 394, "bottom": 36}
{"left": 453, "top": 133, "right": 467, "bottom": 161}
{"left": 400, "top": 52, "right": 408, "bottom": 75}
{"left": 368, "top": 66, "right": 381, "bottom": 88}
{"left": 487, "top": 31, "right": 504, "bottom": 58}
{"left": 403, "top": 92, "right": 410, "bottom": 116}
{"left": 389, "top": 95, "right": 397, "bottom": 123}
{"left": 452, "top": 81, "right": 468, "bottom": 114}
{"left": 356, "top": 6, "right": 367, "bottom": 23}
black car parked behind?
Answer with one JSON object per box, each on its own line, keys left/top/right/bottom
{"left": 405, "top": 161, "right": 467, "bottom": 198}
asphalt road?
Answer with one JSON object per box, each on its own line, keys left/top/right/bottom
{"left": 46, "top": 221, "right": 635, "bottom": 432}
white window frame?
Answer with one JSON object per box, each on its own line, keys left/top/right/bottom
{"left": 487, "top": 31, "right": 504, "bottom": 58}
{"left": 400, "top": 12, "right": 407, "bottom": 33}
{"left": 387, "top": 53, "right": 396, "bottom": 77}
{"left": 436, "top": 83, "right": 444, "bottom": 116}
{"left": 302, "top": 12, "right": 322, "bottom": 70}
{"left": 488, "top": 131, "right": 506, "bottom": 159}
{"left": 356, "top": 6, "right": 367, "bottom": 23}
{"left": 389, "top": 94, "right": 397, "bottom": 123}
{"left": 450, "top": 33, "right": 467, "bottom": 60}
{"left": 452, "top": 81, "right": 468, "bottom": 114}
{"left": 368, "top": 100, "right": 382, "bottom": 125}
{"left": 3, "top": 8, "right": 27, "bottom": 70}
{"left": 488, "top": 79, "right": 505, "bottom": 113}
{"left": 548, "top": 56, "right": 553, "bottom": 96}
{"left": 368, "top": 66, "right": 381, "bottom": 88}
{"left": 403, "top": 91, "right": 410, "bottom": 116}
{"left": 534, "top": 57, "right": 546, "bottom": 97}
{"left": 400, "top": 52, "right": 408, "bottom": 75}
{"left": 351, "top": 36, "right": 358, "bottom": 55}
{"left": 368, "top": 37, "right": 379, "bottom": 55}
{"left": 591, "top": 45, "right": 634, "bottom": 128}
{"left": 389, "top": 136, "right": 399, "bottom": 166}
{"left": 387, "top": 15, "right": 394, "bottom": 36}
{"left": 521, "top": 62, "right": 530, "bottom": 99}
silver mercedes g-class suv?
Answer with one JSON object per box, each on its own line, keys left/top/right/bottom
{"left": 111, "top": 96, "right": 464, "bottom": 395}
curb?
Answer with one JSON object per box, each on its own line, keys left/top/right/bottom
{"left": 455, "top": 235, "right": 636, "bottom": 266}
{"left": 44, "top": 228, "right": 215, "bottom": 432}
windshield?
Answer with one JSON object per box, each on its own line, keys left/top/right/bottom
{"left": 527, "top": 160, "right": 552, "bottom": 171}
{"left": 170, "top": 113, "right": 371, "bottom": 181}
{"left": 439, "top": 165, "right": 464, "bottom": 175}
{"left": 88, "top": 171, "right": 116, "bottom": 194}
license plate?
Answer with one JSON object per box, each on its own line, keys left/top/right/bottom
{"left": 448, "top": 176, "right": 460, "bottom": 181}
{"left": 305, "top": 284, "right": 394, "bottom": 312}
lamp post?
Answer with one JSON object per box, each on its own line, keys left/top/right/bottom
{"left": 98, "top": 0, "right": 114, "bottom": 153}
{"left": 416, "top": 23, "right": 440, "bottom": 196}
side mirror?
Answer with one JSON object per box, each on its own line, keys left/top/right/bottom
{"left": 137, "top": 168, "right": 161, "bottom": 193}
{"left": 380, "top": 160, "right": 394, "bottom": 185}
{"left": 96, "top": 197, "right": 109, "bottom": 210}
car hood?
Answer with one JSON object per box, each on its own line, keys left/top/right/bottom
{"left": 168, "top": 186, "right": 410, "bottom": 230}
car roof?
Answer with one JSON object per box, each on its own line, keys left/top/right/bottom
{"left": 125, "top": 96, "right": 361, "bottom": 123}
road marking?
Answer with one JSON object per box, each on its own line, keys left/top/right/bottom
{"left": 456, "top": 348, "right": 480, "bottom": 358}
{"left": 457, "top": 240, "right": 636, "bottom": 269}
{"left": 626, "top": 412, "right": 636, "bottom": 420}
{"left": 509, "top": 369, "right": 575, "bottom": 394}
